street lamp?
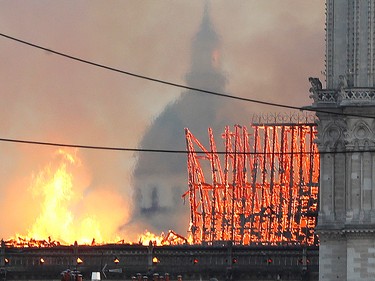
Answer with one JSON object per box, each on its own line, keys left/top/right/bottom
{"left": 76, "top": 258, "right": 83, "bottom": 272}
{"left": 152, "top": 257, "right": 159, "bottom": 265}
{"left": 2, "top": 258, "right": 9, "bottom": 281}
{"left": 75, "top": 258, "right": 83, "bottom": 281}
{"left": 39, "top": 257, "right": 45, "bottom": 279}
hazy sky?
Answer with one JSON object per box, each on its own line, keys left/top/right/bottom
{"left": 0, "top": 1, "right": 325, "bottom": 243}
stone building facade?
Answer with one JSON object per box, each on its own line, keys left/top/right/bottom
{"left": 309, "top": 1, "right": 375, "bottom": 280}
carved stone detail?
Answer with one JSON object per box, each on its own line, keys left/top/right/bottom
{"left": 344, "top": 228, "right": 375, "bottom": 239}
{"left": 316, "top": 119, "right": 346, "bottom": 150}
{"left": 344, "top": 119, "right": 375, "bottom": 149}
{"left": 314, "top": 229, "right": 346, "bottom": 241}
{"left": 308, "top": 77, "right": 322, "bottom": 95}
{"left": 309, "top": 89, "right": 337, "bottom": 104}
{"left": 309, "top": 88, "right": 375, "bottom": 106}
{"left": 339, "top": 88, "right": 375, "bottom": 105}
{"left": 251, "top": 112, "right": 316, "bottom": 125}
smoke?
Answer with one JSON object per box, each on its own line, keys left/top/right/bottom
{"left": 0, "top": 1, "right": 325, "bottom": 242}
{"left": 130, "top": 1, "right": 325, "bottom": 236}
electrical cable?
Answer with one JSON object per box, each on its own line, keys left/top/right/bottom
{"left": 1, "top": 32, "right": 375, "bottom": 155}
{"left": 1, "top": 32, "right": 375, "bottom": 119}
{"left": 0, "top": 136, "right": 373, "bottom": 155}
{"left": 0, "top": 138, "right": 185, "bottom": 154}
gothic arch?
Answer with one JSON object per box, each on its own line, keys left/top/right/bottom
{"left": 344, "top": 120, "right": 375, "bottom": 148}
{"left": 319, "top": 119, "right": 346, "bottom": 150}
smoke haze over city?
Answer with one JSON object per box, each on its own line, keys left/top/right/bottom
{"left": 0, "top": 1, "right": 325, "bottom": 243}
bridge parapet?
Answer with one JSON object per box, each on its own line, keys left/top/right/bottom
{"left": 0, "top": 244, "right": 318, "bottom": 280}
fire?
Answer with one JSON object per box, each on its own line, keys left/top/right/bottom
{"left": 7, "top": 149, "right": 129, "bottom": 246}
{"left": 27, "top": 150, "right": 78, "bottom": 242}
{"left": 2, "top": 149, "right": 189, "bottom": 248}
{"left": 137, "top": 230, "right": 190, "bottom": 246}
{"left": 137, "top": 230, "right": 165, "bottom": 246}
{"left": 185, "top": 123, "right": 319, "bottom": 246}
{"left": 187, "top": 234, "right": 193, "bottom": 245}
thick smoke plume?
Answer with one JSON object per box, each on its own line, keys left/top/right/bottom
{"left": 0, "top": 1, "right": 325, "bottom": 243}
{"left": 131, "top": 2, "right": 325, "bottom": 236}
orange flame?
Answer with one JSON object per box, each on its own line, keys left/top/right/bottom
{"left": 12, "top": 149, "right": 129, "bottom": 245}
{"left": 137, "top": 230, "right": 190, "bottom": 246}
{"left": 137, "top": 230, "right": 165, "bottom": 246}
{"left": 3, "top": 149, "right": 189, "bottom": 248}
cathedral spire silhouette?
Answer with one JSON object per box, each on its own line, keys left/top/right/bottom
{"left": 131, "top": 3, "right": 229, "bottom": 234}
{"left": 186, "top": 1, "right": 225, "bottom": 91}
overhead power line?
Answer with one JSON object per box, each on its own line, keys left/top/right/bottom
{"left": 0, "top": 137, "right": 374, "bottom": 155}
{"left": 1, "top": 32, "right": 375, "bottom": 119}
{"left": 0, "top": 138, "right": 185, "bottom": 154}
{"left": 1, "top": 32, "right": 375, "bottom": 155}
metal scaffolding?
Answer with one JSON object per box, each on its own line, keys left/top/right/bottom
{"left": 184, "top": 115, "right": 319, "bottom": 246}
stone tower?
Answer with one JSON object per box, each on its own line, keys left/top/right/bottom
{"left": 309, "top": 1, "right": 375, "bottom": 280}
{"left": 132, "top": 2, "right": 230, "bottom": 234}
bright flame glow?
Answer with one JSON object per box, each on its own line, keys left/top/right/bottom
{"left": 3, "top": 149, "right": 189, "bottom": 248}
{"left": 137, "top": 230, "right": 165, "bottom": 246}
{"left": 136, "top": 230, "right": 190, "bottom": 246}
{"left": 11, "top": 149, "right": 130, "bottom": 245}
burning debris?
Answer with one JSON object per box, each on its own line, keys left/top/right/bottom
{"left": 137, "top": 230, "right": 189, "bottom": 246}
{"left": 2, "top": 229, "right": 190, "bottom": 249}
{"left": 184, "top": 115, "right": 319, "bottom": 246}
{"left": 3, "top": 117, "right": 320, "bottom": 248}
{"left": 2, "top": 236, "right": 60, "bottom": 248}
{"left": 3, "top": 116, "right": 319, "bottom": 249}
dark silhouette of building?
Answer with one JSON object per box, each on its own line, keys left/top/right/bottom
{"left": 131, "top": 3, "right": 240, "bottom": 234}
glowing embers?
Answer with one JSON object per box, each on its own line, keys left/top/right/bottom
{"left": 184, "top": 123, "right": 319, "bottom": 246}
{"left": 137, "top": 230, "right": 189, "bottom": 246}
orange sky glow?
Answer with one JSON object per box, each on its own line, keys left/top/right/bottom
{"left": 0, "top": 1, "right": 325, "bottom": 245}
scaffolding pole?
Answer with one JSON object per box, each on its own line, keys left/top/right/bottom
{"left": 184, "top": 118, "right": 319, "bottom": 246}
